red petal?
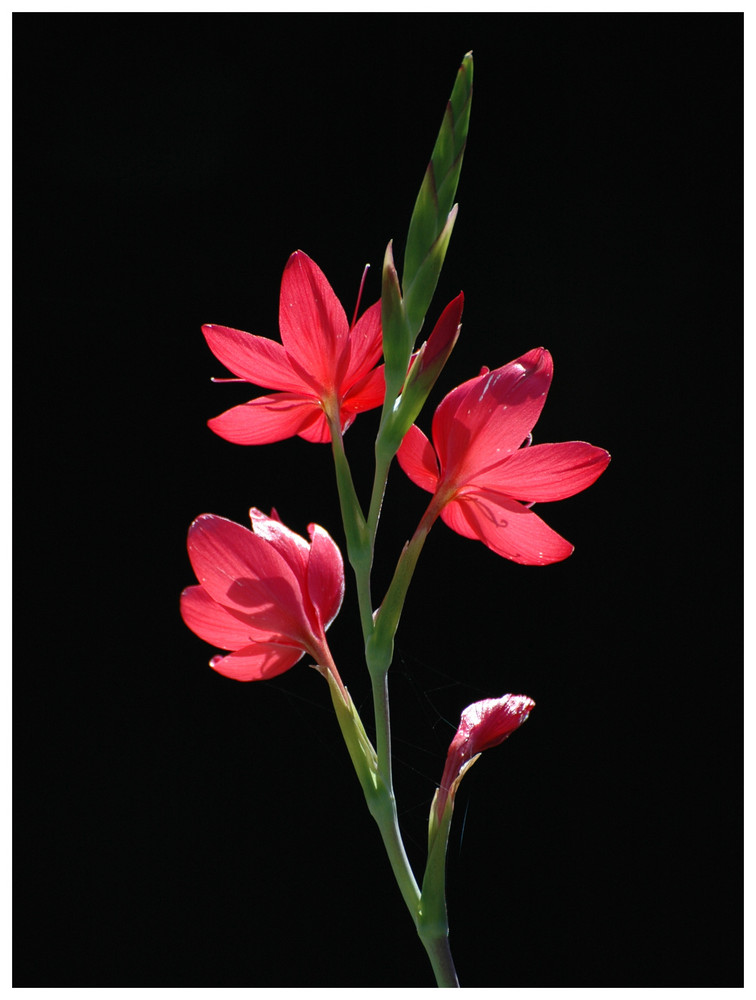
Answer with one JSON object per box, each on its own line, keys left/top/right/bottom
{"left": 433, "top": 348, "right": 553, "bottom": 482}
{"left": 341, "top": 364, "right": 386, "bottom": 415}
{"left": 278, "top": 251, "right": 349, "bottom": 391}
{"left": 441, "top": 490, "right": 574, "bottom": 565}
{"left": 180, "top": 585, "right": 270, "bottom": 649}
{"left": 306, "top": 524, "right": 345, "bottom": 632}
{"left": 471, "top": 442, "right": 611, "bottom": 501}
{"left": 396, "top": 424, "right": 440, "bottom": 493}
{"left": 417, "top": 293, "right": 463, "bottom": 382}
{"left": 186, "top": 514, "right": 309, "bottom": 640}
{"left": 249, "top": 507, "right": 310, "bottom": 578}
{"left": 339, "top": 299, "right": 383, "bottom": 390}
{"left": 202, "top": 324, "right": 307, "bottom": 393}
{"left": 296, "top": 411, "right": 332, "bottom": 443}
{"left": 210, "top": 642, "right": 304, "bottom": 682}
{"left": 456, "top": 695, "right": 536, "bottom": 757}
{"left": 208, "top": 394, "right": 323, "bottom": 445}
{"left": 440, "top": 695, "right": 534, "bottom": 788}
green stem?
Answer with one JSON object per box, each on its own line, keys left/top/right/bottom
{"left": 371, "top": 783, "right": 459, "bottom": 988}
{"left": 369, "top": 496, "right": 441, "bottom": 665}
{"left": 366, "top": 641, "right": 421, "bottom": 925}
{"left": 367, "top": 774, "right": 421, "bottom": 920}
{"left": 322, "top": 646, "right": 459, "bottom": 987}
{"left": 363, "top": 511, "right": 461, "bottom": 987}
{"left": 326, "top": 416, "right": 460, "bottom": 986}
{"left": 419, "top": 795, "right": 458, "bottom": 987}
{"left": 417, "top": 932, "right": 459, "bottom": 989}
{"left": 366, "top": 445, "right": 393, "bottom": 548}
{"left": 367, "top": 672, "right": 460, "bottom": 989}
{"left": 370, "top": 665, "right": 393, "bottom": 786}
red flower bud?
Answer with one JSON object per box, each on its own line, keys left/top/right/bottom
{"left": 435, "top": 694, "right": 535, "bottom": 823}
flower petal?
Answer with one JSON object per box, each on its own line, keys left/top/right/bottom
{"left": 202, "top": 324, "right": 307, "bottom": 393}
{"left": 306, "top": 524, "right": 345, "bottom": 632}
{"left": 470, "top": 441, "right": 611, "bottom": 501}
{"left": 208, "top": 394, "right": 323, "bottom": 445}
{"left": 455, "top": 695, "right": 536, "bottom": 757}
{"left": 278, "top": 251, "right": 350, "bottom": 391}
{"left": 409, "top": 293, "right": 464, "bottom": 395}
{"left": 396, "top": 424, "right": 440, "bottom": 493}
{"left": 433, "top": 348, "right": 553, "bottom": 482}
{"left": 442, "top": 490, "right": 574, "bottom": 565}
{"left": 210, "top": 642, "right": 304, "bottom": 682}
{"left": 342, "top": 364, "right": 386, "bottom": 415}
{"left": 180, "top": 585, "right": 271, "bottom": 648}
{"left": 339, "top": 299, "right": 383, "bottom": 390}
{"left": 249, "top": 507, "right": 310, "bottom": 578}
{"left": 187, "top": 514, "right": 309, "bottom": 639}
{"left": 296, "top": 410, "right": 332, "bottom": 443}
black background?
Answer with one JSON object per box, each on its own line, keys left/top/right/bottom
{"left": 14, "top": 13, "right": 743, "bottom": 988}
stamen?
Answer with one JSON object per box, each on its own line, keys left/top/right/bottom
{"left": 211, "top": 377, "right": 246, "bottom": 383}
{"left": 350, "top": 263, "right": 370, "bottom": 329}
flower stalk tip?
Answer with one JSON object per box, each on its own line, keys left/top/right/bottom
{"left": 402, "top": 52, "right": 472, "bottom": 338}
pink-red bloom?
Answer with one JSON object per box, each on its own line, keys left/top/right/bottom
{"left": 397, "top": 348, "right": 610, "bottom": 565}
{"left": 435, "top": 694, "right": 535, "bottom": 822}
{"left": 203, "top": 251, "right": 384, "bottom": 444}
{"left": 180, "top": 508, "right": 345, "bottom": 683}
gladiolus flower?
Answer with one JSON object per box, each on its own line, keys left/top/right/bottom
{"left": 203, "top": 251, "right": 384, "bottom": 445}
{"left": 397, "top": 347, "right": 610, "bottom": 565}
{"left": 180, "top": 508, "right": 346, "bottom": 686}
{"left": 435, "top": 694, "right": 535, "bottom": 823}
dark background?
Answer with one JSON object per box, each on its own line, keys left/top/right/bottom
{"left": 14, "top": 13, "right": 743, "bottom": 988}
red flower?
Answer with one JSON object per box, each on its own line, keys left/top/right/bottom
{"left": 180, "top": 508, "right": 345, "bottom": 684}
{"left": 203, "top": 251, "right": 384, "bottom": 444}
{"left": 397, "top": 348, "right": 610, "bottom": 565}
{"left": 435, "top": 695, "right": 535, "bottom": 822}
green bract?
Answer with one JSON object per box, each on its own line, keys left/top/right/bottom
{"left": 379, "top": 52, "right": 473, "bottom": 406}
{"left": 403, "top": 53, "right": 472, "bottom": 341}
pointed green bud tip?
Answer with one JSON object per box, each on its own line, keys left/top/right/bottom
{"left": 382, "top": 239, "right": 400, "bottom": 293}
{"left": 401, "top": 50, "right": 472, "bottom": 339}
{"left": 381, "top": 239, "right": 412, "bottom": 381}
